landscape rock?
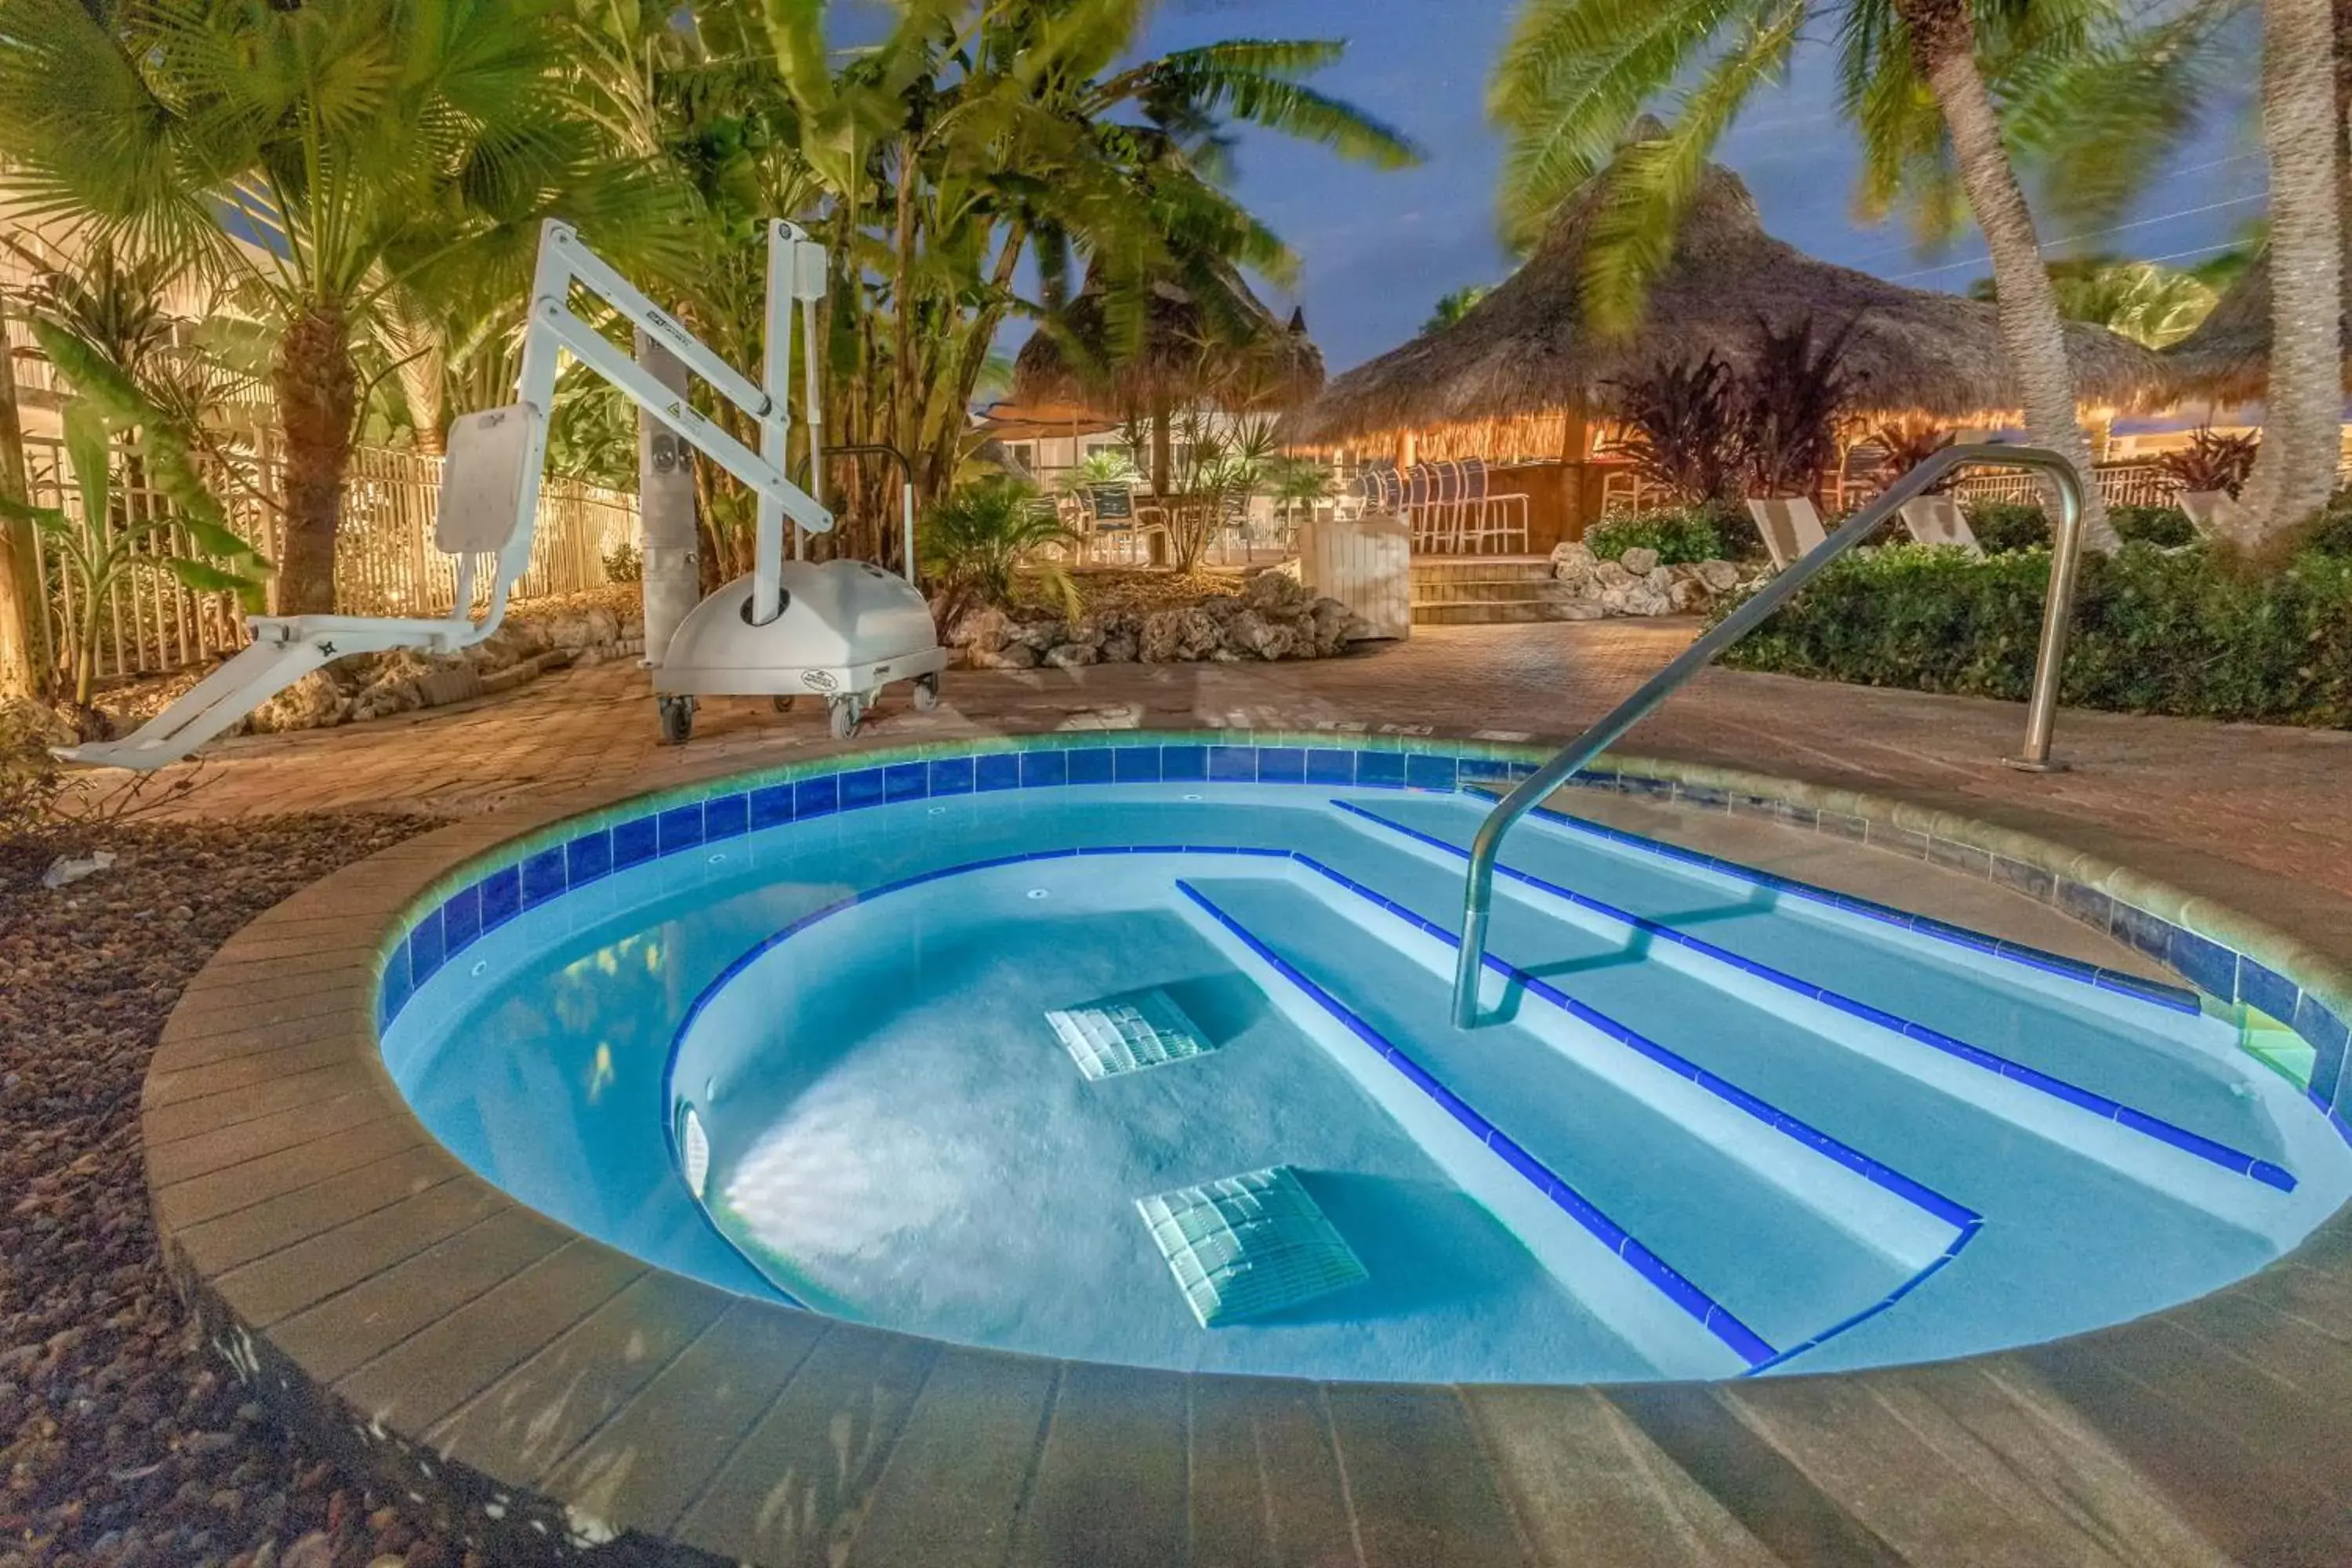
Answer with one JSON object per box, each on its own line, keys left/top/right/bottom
{"left": 1549, "top": 542, "right": 1598, "bottom": 582}
{"left": 1044, "top": 643, "right": 1099, "bottom": 670}
{"left": 968, "top": 641, "right": 1039, "bottom": 670}
{"left": 1697, "top": 559, "right": 1742, "bottom": 592}
{"left": 1621, "top": 546, "right": 1661, "bottom": 575}
{"left": 1592, "top": 558, "right": 1636, "bottom": 590}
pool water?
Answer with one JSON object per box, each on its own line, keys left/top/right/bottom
{"left": 383, "top": 769, "right": 2351, "bottom": 1384}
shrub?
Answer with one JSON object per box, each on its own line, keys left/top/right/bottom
{"left": 601, "top": 539, "right": 643, "bottom": 582}
{"left": 1958, "top": 500, "right": 2194, "bottom": 553}
{"left": 1962, "top": 501, "right": 2050, "bottom": 554}
{"left": 920, "top": 476, "right": 1079, "bottom": 625}
{"left": 1585, "top": 507, "right": 1730, "bottom": 565}
{"left": 2110, "top": 504, "right": 2196, "bottom": 548}
{"left": 2154, "top": 427, "right": 2258, "bottom": 498}
{"left": 2306, "top": 490, "right": 2352, "bottom": 557}
{"left": 1719, "top": 543, "right": 2352, "bottom": 728}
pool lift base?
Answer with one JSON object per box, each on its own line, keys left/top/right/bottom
{"left": 52, "top": 218, "right": 943, "bottom": 770}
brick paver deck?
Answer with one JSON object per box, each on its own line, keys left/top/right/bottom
{"left": 143, "top": 619, "right": 2352, "bottom": 967}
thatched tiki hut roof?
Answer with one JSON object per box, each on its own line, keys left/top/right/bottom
{"left": 1284, "top": 157, "right": 2170, "bottom": 448}
{"left": 1011, "top": 258, "right": 1326, "bottom": 419}
{"left": 2165, "top": 247, "right": 2343, "bottom": 404}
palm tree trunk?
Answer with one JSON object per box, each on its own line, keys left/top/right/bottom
{"left": 1901, "top": 0, "right": 2118, "bottom": 553}
{"left": 0, "top": 302, "right": 48, "bottom": 699}
{"left": 268, "top": 301, "right": 359, "bottom": 615}
{"left": 2235, "top": 0, "right": 2343, "bottom": 548}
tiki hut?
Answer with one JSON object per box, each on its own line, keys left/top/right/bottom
{"left": 2165, "top": 246, "right": 2347, "bottom": 404}
{"left": 1012, "top": 257, "right": 1324, "bottom": 492}
{"left": 1284, "top": 148, "right": 2171, "bottom": 547}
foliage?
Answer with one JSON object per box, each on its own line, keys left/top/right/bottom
{"left": 0, "top": 699, "right": 64, "bottom": 837}
{"left": 2308, "top": 490, "right": 2352, "bottom": 559}
{"left": 1425, "top": 285, "right": 1492, "bottom": 333}
{"left": 2154, "top": 428, "right": 2259, "bottom": 499}
{"left": 1606, "top": 352, "right": 1743, "bottom": 506}
{"left": 0, "top": 0, "right": 694, "bottom": 612}
{"left": 1963, "top": 499, "right": 2195, "bottom": 553}
{"left": 1737, "top": 318, "right": 1855, "bottom": 499}
{"left": 1485, "top": 0, "right": 2212, "bottom": 328}
{"left": 1719, "top": 541, "right": 2352, "bottom": 728}
{"left": 1607, "top": 317, "right": 1853, "bottom": 504}
{"left": 1264, "top": 455, "right": 1335, "bottom": 529}
{"left": 601, "top": 539, "right": 644, "bottom": 583}
{"left": 1964, "top": 500, "right": 2056, "bottom": 554}
{"left": 1871, "top": 417, "right": 1957, "bottom": 492}
{"left": 1965, "top": 255, "right": 2218, "bottom": 347}
{"left": 1585, "top": 508, "right": 1730, "bottom": 565}
{"left": 2, "top": 332, "right": 267, "bottom": 706}
{"left": 1057, "top": 449, "right": 1144, "bottom": 495}
{"left": 920, "top": 477, "right": 1080, "bottom": 626}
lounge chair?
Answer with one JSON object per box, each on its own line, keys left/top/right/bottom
{"left": 1896, "top": 495, "right": 1983, "bottom": 556}
{"left": 1746, "top": 496, "right": 1829, "bottom": 571}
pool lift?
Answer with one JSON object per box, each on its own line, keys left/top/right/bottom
{"left": 56, "top": 218, "right": 944, "bottom": 770}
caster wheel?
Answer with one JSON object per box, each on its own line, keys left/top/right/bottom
{"left": 657, "top": 695, "right": 695, "bottom": 746}
{"left": 910, "top": 673, "right": 941, "bottom": 712}
{"left": 772, "top": 695, "right": 796, "bottom": 713}
{"left": 827, "top": 696, "right": 862, "bottom": 740}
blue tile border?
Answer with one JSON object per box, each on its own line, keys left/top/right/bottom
{"left": 370, "top": 733, "right": 2352, "bottom": 1158}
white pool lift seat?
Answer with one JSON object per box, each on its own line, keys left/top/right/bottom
{"left": 56, "top": 403, "right": 543, "bottom": 771}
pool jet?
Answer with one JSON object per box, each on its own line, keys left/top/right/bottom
{"left": 57, "top": 218, "right": 944, "bottom": 769}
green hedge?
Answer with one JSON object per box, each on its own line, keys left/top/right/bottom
{"left": 1720, "top": 543, "right": 2352, "bottom": 728}
{"left": 1961, "top": 500, "right": 2197, "bottom": 553}
{"left": 1584, "top": 507, "right": 1729, "bottom": 564}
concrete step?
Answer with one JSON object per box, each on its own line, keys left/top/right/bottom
{"left": 1410, "top": 578, "right": 1584, "bottom": 607}
{"left": 1414, "top": 600, "right": 1607, "bottom": 626}
{"left": 1409, "top": 555, "right": 1554, "bottom": 585}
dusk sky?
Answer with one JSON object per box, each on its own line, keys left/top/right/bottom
{"left": 1138, "top": 0, "right": 2267, "bottom": 373}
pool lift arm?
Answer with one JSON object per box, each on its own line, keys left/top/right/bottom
{"left": 55, "top": 218, "right": 943, "bottom": 769}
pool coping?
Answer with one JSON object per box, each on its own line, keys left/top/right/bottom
{"left": 145, "top": 728, "right": 2352, "bottom": 1566}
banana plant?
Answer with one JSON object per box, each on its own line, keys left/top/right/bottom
{"left": 2, "top": 325, "right": 269, "bottom": 708}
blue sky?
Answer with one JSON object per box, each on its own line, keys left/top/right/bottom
{"left": 1143, "top": 0, "right": 2267, "bottom": 372}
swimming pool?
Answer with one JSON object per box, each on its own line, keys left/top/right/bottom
{"left": 378, "top": 736, "right": 2352, "bottom": 1385}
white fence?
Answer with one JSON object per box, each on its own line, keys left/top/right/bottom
{"left": 1948, "top": 462, "right": 2181, "bottom": 510}
{"left": 22, "top": 434, "right": 636, "bottom": 684}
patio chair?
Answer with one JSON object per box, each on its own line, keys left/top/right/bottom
{"left": 1457, "top": 458, "right": 1529, "bottom": 555}
{"left": 1403, "top": 464, "right": 1437, "bottom": 550}
{"left": 1430, "top": 460, "right": 1465, "bottom": 553}
{"left": 1747, "top": 496, "right": 1829, "bottom": 571}
{"left": 1896, "top": 495, "right": 1983, "bottom": 556}
{"left": 1088, "top": 484, "right": 1163, "bottom": 564}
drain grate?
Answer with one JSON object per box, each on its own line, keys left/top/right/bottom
{"left": 1137, "top": 1166, "right": 1368, "bottom": 1327}
{"left": 1047, "top": 989, "right": 1212, "bottom": 1080}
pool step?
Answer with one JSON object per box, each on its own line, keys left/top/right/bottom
{"left": 1178, "top": 869, "right": 1957, "bottom": 1367}
{"left": 1343, "top": 793, "right": 2290, "bottom": 1156}
{"left": 1327, "top": 797, "right": 2297, "bottom": 1219}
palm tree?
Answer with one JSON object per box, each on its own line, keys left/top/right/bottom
{"left": 0, "top": 0, "right": 691, "bottom": 613}
{"left": 1488, "top": 0, "right": 2207, "bottom": 554}
{"left": 1967, "top": 256, "right": 2219, "bottom": 349}
{"left": 2232, "top": 0, "right": 2342, "bottom": 548}
{"left": 756, "top": 0, "right": 1415, "bottom": 519}
{"left": 1425, "top": 285, "right": 1494, "bottom": 333}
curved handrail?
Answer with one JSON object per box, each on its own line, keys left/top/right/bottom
{"left": 1450, "top": 444, "right": 2091, "bottom": 1029}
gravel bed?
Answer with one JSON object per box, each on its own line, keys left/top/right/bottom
{"left": 0, "top": 815, "right": 473, "bottom": 1568}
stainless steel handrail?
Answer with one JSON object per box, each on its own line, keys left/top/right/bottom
{"left": 1449, "top": 444, "right": 2089, "bottom": 1029}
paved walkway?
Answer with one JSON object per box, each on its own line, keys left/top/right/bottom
{"left": 137, "top": 619, "right": 2352, "bottom": 952}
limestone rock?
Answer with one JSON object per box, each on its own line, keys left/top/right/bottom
{"left": 1645, "top": 566, "right": 1673, "bottom": 593}
{"left": 1551, "top": 542, "right": 1598, "bottom": 583}
{"left": 1697, "top": 559, "right": 1741, "bottom": 592}
{"left": 1244, "top": 568, "right": 1312, "bottom": 614}
{"left": 1668, "top": 578, "right": 1711, "bottom": 612}
{"left": 1100, "top": 633, "right": 1140, "bottom": 662}
{"left": 247, "top": 670, "right": 349, "bottom": 734}
{"left": 945, "top": 605, "right": 1015, "bottom": 651}
{"left": 1045, "top": 642, "right": 1098, "bottom": 670}
{"left": 969, "top": 641, "right": 1038, "bottom": 670}
{"left": 1621, "top": 545, "right": 1661, "bottom": 575}
{"left": 1229, "top": 609, "right": 1297, "bottom": 661}
{"left": 1593, "top": 558, "right": 1636, "bottom": 590}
